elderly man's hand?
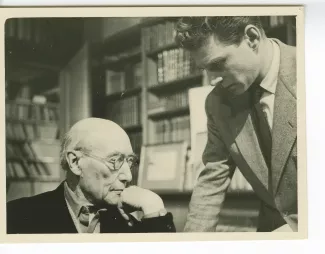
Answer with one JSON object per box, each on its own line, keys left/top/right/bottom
{"left": 117, "top": 186, "right": 165, "bottom": 221}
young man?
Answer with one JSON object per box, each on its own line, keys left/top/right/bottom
{"left": 175, "top": 16, "right": 297, "bottom": 232}
{"left": 7, "top": 118, "right": 176, "bottom": 233}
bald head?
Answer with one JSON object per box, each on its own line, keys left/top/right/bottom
{"left": 60, "top": 118, "right": 133, "bottom": 171}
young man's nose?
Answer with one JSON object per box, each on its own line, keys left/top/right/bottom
{"left": 207, "top": 71, "right": 223, "bottom": 86}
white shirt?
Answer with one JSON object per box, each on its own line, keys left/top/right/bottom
{"left": 64, "top": 182, "right": 102, "bottom": 233}
{"left": 259, "top": 40, "right": 281, "bottom": 130}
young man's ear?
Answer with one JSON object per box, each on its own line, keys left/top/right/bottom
{"left": 244, "top": 25, "right": 261, "bottom": 51}
{"left": 66, "top": 151, "right": 82, "bottom": 176}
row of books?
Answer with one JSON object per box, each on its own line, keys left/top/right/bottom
{"left": 6, "top": 141, "right": 60, "bottom": 161}
{"left": 148, "top": 90, "right": 189, "bottom": 113}
{"left": 153, "top": 116, "right": 191, "bottom": 144}
{"left": 6, "top": 122, "right": 58, "bottom": 140}
{"left": 143, "top": 20, "right": 177, "bottom": 52}
{"left": 6, "top": 100, "right": 59, "bottom": 122}
{"left": 5, "top": 18, "right": 50, "bottom": 44}
{"left": 105, "top": 62, "right": 142, "bottom": 95}
{"left": 107, "top": 96, "right": 142, "bottom": 128}
{"left": 6, "top": 160, "right": 61, "bottom": 179}
{"left": 129, "top": 132, "right": 142, "bottom": 156}
{"left": 156, "top": 48, "right": 198, "bottom": 84}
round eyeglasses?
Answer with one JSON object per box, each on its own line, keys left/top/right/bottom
{"left": 79, "top": 151, "right": 138, "bottom": 172}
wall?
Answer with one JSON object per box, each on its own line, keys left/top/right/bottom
{"left": 59, "top": 44, "right": 91, "bottom": 143}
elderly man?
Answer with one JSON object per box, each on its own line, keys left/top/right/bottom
{"left": 176, "top": 16, "right": 297, "bottom": 232}
{"left": 7, "top": 118, "right": 176, "bottom": 234}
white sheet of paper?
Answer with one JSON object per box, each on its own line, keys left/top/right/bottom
{"left": 146, "top": 150, "right": 178, "bottom": 181}
{"left": 188, "top": 86, "right": 214, "bottom": 164}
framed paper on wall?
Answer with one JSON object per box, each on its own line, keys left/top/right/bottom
{"left": 137, "top": 141, "right": 188, "bottom": 194}
{"left": 188, "top": 85, "right": 214, "bottom": 163}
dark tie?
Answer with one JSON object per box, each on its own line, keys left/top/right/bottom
{"left": 251, "top": 85, "right": 273, "bottom": 193}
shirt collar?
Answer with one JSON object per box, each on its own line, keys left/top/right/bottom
{"left": 64, "top": 181, "right": 93, "bottom": 218}
{"left": 259, "top": 39, "right": 281, "bottom": 94}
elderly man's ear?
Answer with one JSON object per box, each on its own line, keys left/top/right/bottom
{"left": 66, "top": 151, "right": 82, "bottom": 176}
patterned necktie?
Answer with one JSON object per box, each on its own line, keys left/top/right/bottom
{"left": 79, "top": 205, "right": 108, "bottom": 233}
{"left": 79, "top": 206, "right": 93, "bottom": 227}
{"left": 251, "top": 85, "right": 273, "bottom": 193}
{"left": 79, "top": 205, "right": 101, "bottom": 232}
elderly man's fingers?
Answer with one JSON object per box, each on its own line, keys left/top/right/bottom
{"left": 117, "top": 201, "right": 130, "bottom": 221}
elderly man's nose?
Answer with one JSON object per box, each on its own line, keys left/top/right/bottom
{"left": 119, "top": 163, "right": 132, "bottom": 183}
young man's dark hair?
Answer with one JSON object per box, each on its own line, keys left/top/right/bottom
{"left": 175, "top": 16, "right": 265, "bottom": 49}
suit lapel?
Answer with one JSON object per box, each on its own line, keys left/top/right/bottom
{"left": 219, "top": 39, "right": 296, "bottom": 200}
{"left": 271, "top": 39, "right": 297, "bottom": 194}
{"left": 221, "top": 91, "right": 270, "bottom": 191}
{"left": 50, "top": 182, "right": 78, "bottom": 233}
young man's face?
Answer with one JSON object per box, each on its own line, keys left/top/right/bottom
{"left": 192, "top": 34, "right": 261, "bottom": 96}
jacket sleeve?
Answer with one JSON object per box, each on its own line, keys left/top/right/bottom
{"left": 133, "top": 212, "right": 176, "bottom": 233}
{"left": 184, "top": 95, "right": 236, "bottom": 232}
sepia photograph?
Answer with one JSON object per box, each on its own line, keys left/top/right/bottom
{"left": 0, "top": 6, "right": 306, "bottom": 242}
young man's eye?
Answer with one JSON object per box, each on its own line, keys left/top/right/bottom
{"left": 210, "top": 63, "right": 223, "bottom": 71}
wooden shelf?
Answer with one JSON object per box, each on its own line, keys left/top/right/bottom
{"left": 7, "top": 176, "right": 61, "bottom": 182}
{"left": 5, "top": 100, "right": 59, "bottom": 108}
{"left": 157, "top": 191, "right": 193, "bottom": 199}
{"left": 148, "top": 106, "right": 189, "bottom": 120}
{"left": 6, "top": 137, "right": 60, "bottom": 145}
{"left": 146, "top": 42, "right": 178, "bottom": 59}
{"left": 6, "top": 118, "right": 58, "bottom": 126}
{"left": 41, "top": 87, "right": 59, "bottom": 96}
{"left": 102, "top": 50, "right": 141, "bottom": 70}
{"left": 7, "top": 156, "right": 58, "bottom": 164}
{"left": 157, "top": 189, "right": 256, "bottom": 199}
{"left": 123, "top": 124, "right": 142, "bottom": 132}
{"left": 106, "top": 86, "right": 142, "bottom": 101}
{"left": 148, "top": 73, "right": 203, "bottom": 95}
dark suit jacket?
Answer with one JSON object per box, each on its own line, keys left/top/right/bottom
{"left": 184, "top": 39, "right": 297, "bottom": 232}
{"left": 7, "top": 182, "right": 176, "bottom": 234}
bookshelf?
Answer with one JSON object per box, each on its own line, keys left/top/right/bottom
{"left": 94, "top": 16, "right": 296, "bottom": 232}
{"left": 142, "top": 18, "right": 201, "bottom": 152}
{"left": 6, "top": 100, "right": 62, "bottom": 202}
{"left": 99, "top": 22, "right": 144, "bottom": 158}
{"left": 96, "top": 16, "right": 297, "bottom": 193}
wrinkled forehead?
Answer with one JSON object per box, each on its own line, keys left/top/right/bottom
{"left": 76, "top": 128, "right": 133, "bottom": 157}
{"left": 94, "top": 132, "right": 132, "bottom": 156}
